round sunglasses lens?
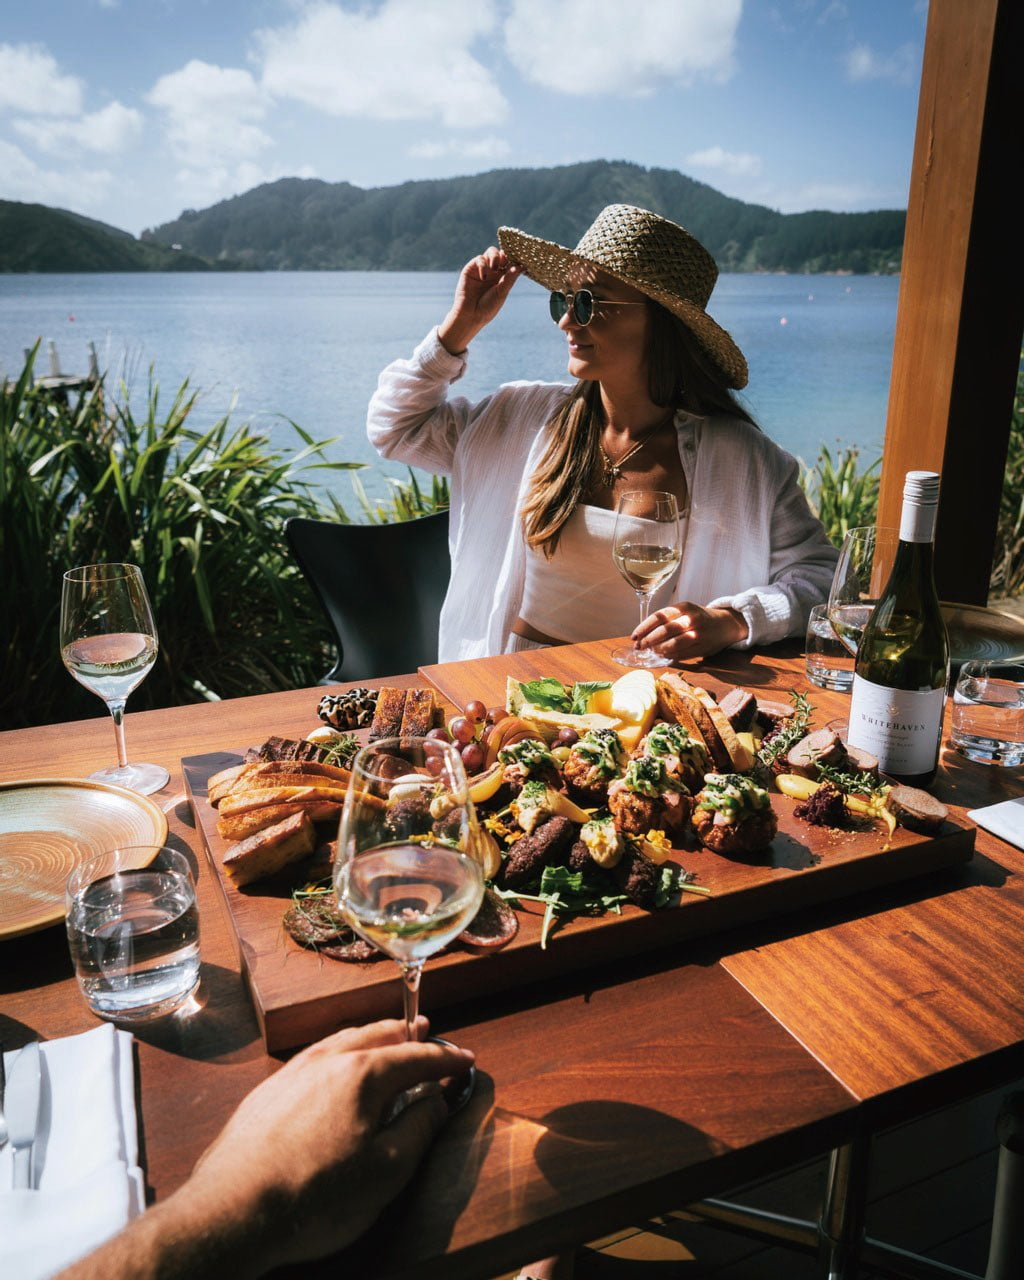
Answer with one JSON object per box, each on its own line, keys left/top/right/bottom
{"left": 549, "top": 292, "right": 567, "bottom": 324}
{"left": 572, "top": 290, "right": 594, "bottom": 325}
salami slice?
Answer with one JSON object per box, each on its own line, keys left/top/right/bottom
{"left": 458, "top": 887, "right": 520, "bottom": 951}
{"left": 282, "top": 895, "right": 383, "bottom": 962}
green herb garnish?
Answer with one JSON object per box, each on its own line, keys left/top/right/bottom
{"left": 815, "top": 761, "right": 882, "bottom": 798}
{"left": 318, "top": 733, "right": 359, "bottom": 769}
{"left": 517, "top": 677, "right": 611, "bottom": 714}
{"left": 754, "top": 690, "right": 813, "bottom": 782}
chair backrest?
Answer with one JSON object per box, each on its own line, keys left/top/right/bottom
{"left": 285, "top": 510, "right": 451, "bottom": 683}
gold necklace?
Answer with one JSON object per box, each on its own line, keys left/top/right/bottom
{"left": 598, "top": 411, "right": 675, "bottom": 487}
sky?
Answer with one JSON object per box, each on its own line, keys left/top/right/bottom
{"left": 0, "top": 0, "right": 929, "bottom": 238}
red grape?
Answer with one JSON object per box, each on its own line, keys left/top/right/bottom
{"left": 460, "top": 741, "right": 485, "bottom": 773}
{"left": 426, "top": 726, "right": 452, "bottom": 743}
{"left": 448, "top": 715, "right": 476, "bottom": 746}
{"left": 464, "top": 699, "right": 487, "bottom": 723}
{"left": 424, "top": 754, "right": 446, "bottom": 777}
{"left": 556, "top": 726, "right": 580, "bottom": 747}
{"left": 487, "top": 706, "right": 508, "bottom": 726}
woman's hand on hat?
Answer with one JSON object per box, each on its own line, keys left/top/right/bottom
{"left": 438, "top": 247, "right": 521, "bottom": 355}
{"left": 632, "top": 602, "right": 748, "bottom": 660}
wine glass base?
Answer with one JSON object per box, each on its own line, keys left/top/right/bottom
{"left": 88, "top": 762, "right": 170, "bottom": 795}
{"left": 381, "top": 1037, "right": 476, "bottom": 1125}
{"left": 610, "top": 644, "right": 673, "bottom": 669}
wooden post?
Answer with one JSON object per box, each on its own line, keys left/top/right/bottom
{"left": 879, "top": 0, "right": 1024, "bottom": 604}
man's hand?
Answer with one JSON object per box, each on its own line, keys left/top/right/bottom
{"left": 632, "top": 603, "right": 747, "bottom": 660}
{"left": 438, "top": 247, "right": 521, "bottom": 353}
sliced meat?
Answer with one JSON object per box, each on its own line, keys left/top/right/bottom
{"left": 718, "top": 688, "right": 757, "bottom": 731}
{"left": 755, "top": 700, "right": 798, "bottom": 733}
{"left": 785, "top": 729, "right": 847, "bottom": 779}
{"left": 841, "top": 743, "right": 880, "bottom": 779}
{"left": 458, "top": 887, "right": 520, "bottom": 951}
{"left": 282, "top": 896, "right": 382, "bottom": 962}
{"left": 884, "top": 785, "right": 948, "bottom": 834}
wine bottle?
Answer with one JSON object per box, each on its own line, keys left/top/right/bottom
{"left": 847, "top": 471, "right": 950, "bottom": 787}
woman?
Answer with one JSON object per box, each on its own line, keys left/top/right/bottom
{"left": 368, "top": 204, "right": 837, "bottom": 663}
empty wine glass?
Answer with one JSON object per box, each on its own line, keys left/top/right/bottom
{"left": 60, "top": 563, "right": 169, "bottom": 795}
{"left": 335, "top": 736, "right": 485, "bottom": 1037}
{"left": 827, "top": 526, "right": 900, "bottom": 657}
{"left": 611, "top": 489, "right": 683, "bottom": 668}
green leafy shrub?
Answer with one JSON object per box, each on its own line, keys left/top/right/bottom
{"left": 798, "top": 445, "right": 880, "bottom": 546}
{"left": 990, "top": 354, "right": 1024, "bottom": 596}
{"left": 1, "top": 347, "right": 360, "bottom": 728}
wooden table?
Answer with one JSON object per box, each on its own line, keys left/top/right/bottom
{"left": 2, "top": 640, "right": 1023, "bottom": 1279}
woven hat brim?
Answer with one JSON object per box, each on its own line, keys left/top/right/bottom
{"left": 498, "top": 225, "right": 748, "bottom": 390}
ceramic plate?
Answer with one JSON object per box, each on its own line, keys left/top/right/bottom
{"left": 0, "top": 778, "right": 168, "bottom": 940}
{"left": 941, "top": 601, "right": 1024, "bottom": 669}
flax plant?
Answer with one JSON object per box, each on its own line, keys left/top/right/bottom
{"left": 1, "top": 347, "right": 358, "bottom": 728}
{"left": 798, "top": 445, "right": 881, "bottom": 546}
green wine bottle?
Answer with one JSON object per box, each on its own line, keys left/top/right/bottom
{"left": 848, "top": 471, "right": 950, "bottom": 787}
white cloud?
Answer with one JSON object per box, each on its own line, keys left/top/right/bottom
{"left": 504, "top": 0, "right": 740, "bottom": 96}
{"left": 13, "top": 101, "right": 143, "bottom": 155}
{"left": 0, "top": 138, "right": 115, "bottom": 210}
{"left": 408, "top": 135, "right": 511, "bottom": 162}
{"left": 845, "top": 42, "right": 919, "bottom": 86}
{"left": 687, "top": 146, "right": 761, "bottom": 178}
{"left": 255, "top": 0, "right": 507, "bottom": 127}
{"left": 147, "top": 60, "right": 272, "bottom": 166}
{"left": 0, "top": 43, "right": 84, "bottom": 116}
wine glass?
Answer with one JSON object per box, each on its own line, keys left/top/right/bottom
{"left": 827, "top": 526, "right": 900, "bottom": 657}
{"left": 60, "top": 563, "right": 169, "bottom": 795}
{"left": 335, "top": 735, "right": 484, "bottom": 1050}
{"left": 611, "top": 489, "right": 683, "bottom": 668}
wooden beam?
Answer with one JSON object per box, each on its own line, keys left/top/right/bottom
{"left": 879, "top": 0, "right": 1024, "bottom": 604}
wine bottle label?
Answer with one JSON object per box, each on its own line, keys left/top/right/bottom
{"left": 848, "top": 676, "right": 946, "bottom": 775}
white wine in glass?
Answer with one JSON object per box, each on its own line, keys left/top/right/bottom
{"left": 60, "top": 563, "right": 169, "bottom": 795}
{"left": 827, "top": 527, "right": 900, "bottom": 657}
{"left": 335, "top": 736, "right": 484, "bottom": 1106}
{"left": 611, "top": 489, "right": 682, "bottom": 668}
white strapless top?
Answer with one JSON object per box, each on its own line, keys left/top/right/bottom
{"left": 519, "top": 504, "right": 678, "bottom": 642}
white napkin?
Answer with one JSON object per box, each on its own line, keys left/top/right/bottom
{"left": 0, "top": 1024, "right": 144, "bottom": 1280}
{"left": 967, "top": 795, "right": 1024, "bottom": 850}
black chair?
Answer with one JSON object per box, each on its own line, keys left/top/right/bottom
{"left": 285, "top": 510, "right": 451, "bottom": 683}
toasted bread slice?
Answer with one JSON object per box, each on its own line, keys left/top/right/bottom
{"left": 222, "top": 811, "right": 318, "bottom": 886}
{"left": 655, "top": 674, "right": 713, "bottom": 754}
{"left": 210, "top": 759, "right": 353, "bottom": 806}
{"left": 368, "top": 685, "right": 407, "bottom": 742}
{"left": 688, "top": 685, "right": 755, "bottom": 772}
{"left": 399, "top": 688, "right": 436, "bottom": 739}
{"left": 216, "top": 800, "right": 346, "bottom": 843}
{"left": 217, "top": 785, "right": 351, "bottom": 816}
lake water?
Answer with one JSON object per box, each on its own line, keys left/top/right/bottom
{"left": 0, "top": 271, "right": 897, "bottom": 505}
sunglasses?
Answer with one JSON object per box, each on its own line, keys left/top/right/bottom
{"left": 548, "top": 289, "right": 647, "bottom": 327}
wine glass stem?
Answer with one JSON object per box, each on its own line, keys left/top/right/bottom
{"left": 635, "top": 590, "right": 653, "bottom": 645}
{"left": 399, "top": 961, "right": 424, "bottom": 1041}
{"left": 109, "top": 700, "right": 129, "bottom": 768}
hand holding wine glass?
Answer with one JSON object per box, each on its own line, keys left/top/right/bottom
{"left": 334, "top": 736, "right": 484, "bottom": 1107}
{"left": 611, "top": 489, "right": 682, "bottom": 668}
{"left": 60, "top": 563, "right": 169, "bottom": 795}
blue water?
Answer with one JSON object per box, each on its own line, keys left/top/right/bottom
{"left": 0, "top": 271, "right": 897, "bottom": 504}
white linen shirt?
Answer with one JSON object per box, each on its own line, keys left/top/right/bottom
{"left": 367, "top": 328, "right": 839, "bottom": 663}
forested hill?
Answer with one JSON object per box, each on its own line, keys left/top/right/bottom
{"left": 145, "top": 161, "right": 904, "bottom": 274}
{"left": 2, "top": 162, "right": 905, "bottom": 274}
{"left": 0, "top": 201, "right": 215, "bottom": 272}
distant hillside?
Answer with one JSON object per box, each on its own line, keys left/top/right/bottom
{"left": 0, "top": 201, "right": 217, "bottom": 272}
{"left": 145, "top": 161, "right": 905, "bottom": 274}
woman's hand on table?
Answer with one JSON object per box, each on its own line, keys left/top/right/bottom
{"left": 57, "top": 1018, "right": 474, "bottom": 1279}
{"left": 633, "top": 602, "right": 748, "bottom": 660}
{"left": 438, "top": 247, "right": 521, "bottom": 354}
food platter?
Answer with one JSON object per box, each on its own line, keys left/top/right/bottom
{"left": 184, "top": 648, "right": 976, "bottom": 1053}
{"left": 0, "top": 778, "right": 168, "bottom": 939}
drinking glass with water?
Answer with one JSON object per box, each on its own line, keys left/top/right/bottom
{"left": 65, "top": 845, "right": 200, "bottom": 1021}
{"left": 805, "top": 603, "right": 854, "bottom": 691}
{"left": 951, "top": 660, "right": 1024, "bottom": 767}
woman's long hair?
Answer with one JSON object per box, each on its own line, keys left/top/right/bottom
{"left": 520, "top": 301, "right": 757, "bottom": 556}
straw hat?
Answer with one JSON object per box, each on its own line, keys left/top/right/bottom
{"left": 498, "top": 203, "right": 748, "bottom": 389}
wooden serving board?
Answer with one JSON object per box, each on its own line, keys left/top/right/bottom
{"left": 184, "top": 645, "right": 975, "bottom": 1053}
